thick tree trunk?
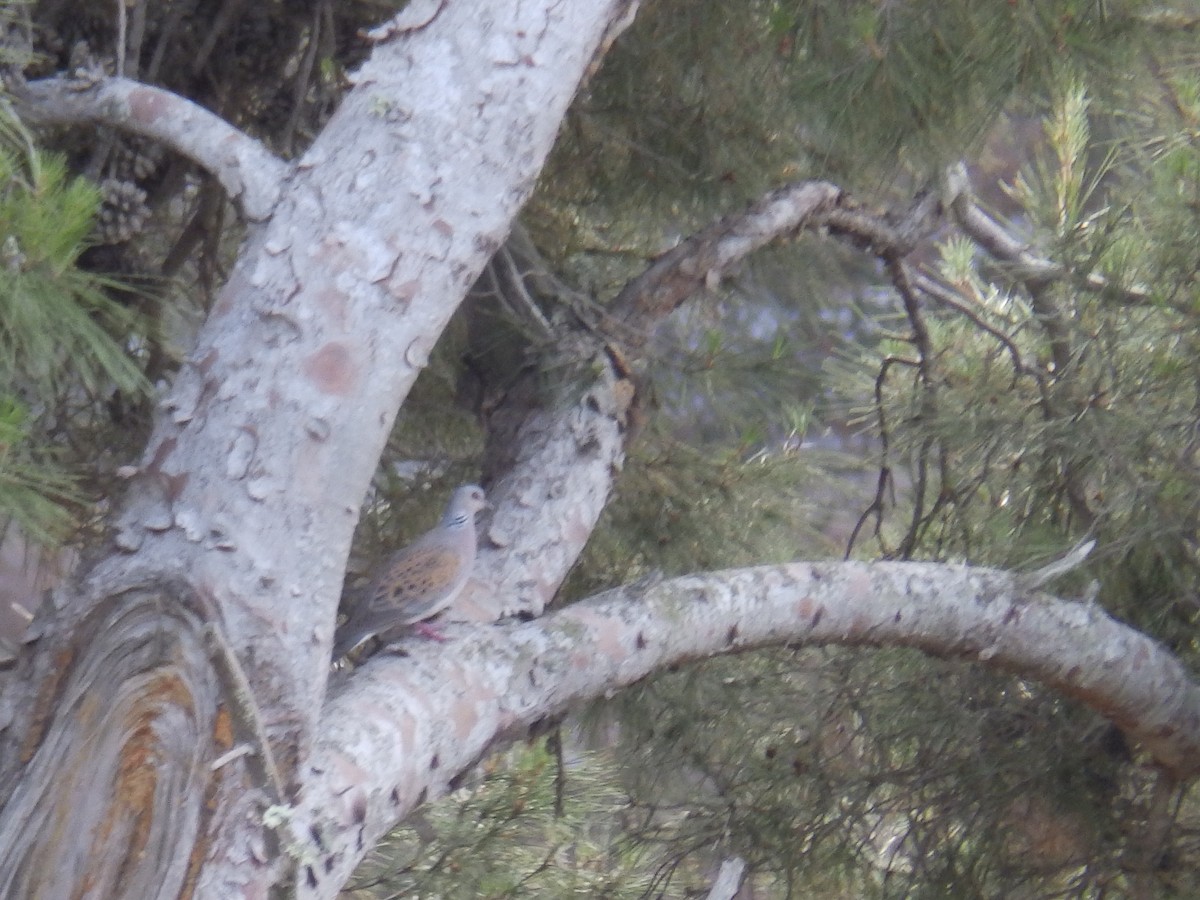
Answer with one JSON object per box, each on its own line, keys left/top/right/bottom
{"left": 2, "top": 3, "right": 1199, "bottom": 898}
{"left": 0, "top": 2, "right": 629, "bottom": 896}
{"left": 0, "top": 580, "right": 221, "bottom": 899}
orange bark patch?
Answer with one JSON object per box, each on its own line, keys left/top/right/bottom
{"left": 181, "top": 824, "right": 209, "bottom": 899}
{"left": 110, "top": 726, "right": 159, "bottom": 858}
{"left": 164, "top": 471, "right": 190, "bottom": 502}
{"left": 388, "top": 277, "right": 420, "bottom": 303}
{"left": 108, "top": 673, "right": 196, "bottom": 858}
{"left": 213, "top": 705, "right": 234, "bottom": 750}
{"left": 20, "top": 645, "right": 74, "bottom": 763}
{"left": 147, "top": 436, "right": 178, "bottom": 474}
{"left": 303, "top": 341, "right": 357, "bottom": 395}
{"left": 195, "top": 347, "right": 220, "bottom": 376}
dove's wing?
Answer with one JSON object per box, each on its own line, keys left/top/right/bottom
{"left": 332, "top": 483, "right": 484, "bottom": 661}
{"left": 365, "top": 544, "right": 471, "bottom": 624}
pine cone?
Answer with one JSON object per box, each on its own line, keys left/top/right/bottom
{"left": 95, "top": 178, "right": 150, "bottom": 245}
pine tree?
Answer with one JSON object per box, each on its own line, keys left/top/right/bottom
{"left": 0, "top": 2, "right": 1197, "bottom": 897}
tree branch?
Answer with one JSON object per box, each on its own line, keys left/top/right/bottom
{"left": 944, "top": 164, "right": 1149, "bottom": 306}
{"left": 609, "top": 181, "right": 844, "bottom": 346}
{"left": 705, "top": 857, "right": 746, "bottom": 900}
{"left": 298, "top": 560, "right": 1200, "bottom": 895}
{"left": 461, "top": 181, "right": 953, "bottom": 620}
{"left": 10, "top": 76, "right": 287, "bottom": 221}
{"left": 461, "top": 182, "right": 851, "bottom": 625}
{"left": 469, "top": 356, "right": 633, "bottom": 619}
{"left": 1, "top": 3, "right": 637, "bottom": 897}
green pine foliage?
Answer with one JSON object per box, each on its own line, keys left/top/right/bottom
{"left": 0, "top": 108, "right": 148, "bottom": 541}
{"left": 759, "top": 61, "right": 1200, "bottom": 897}
{"left": 564, "top": 436, "right": 852, "bottom": 605}
{"left": 539, "top": 0, "right": 1138, "bottom": 270}
{"left": 0, "top": 397, "right": 78, "bottom": 544}
{"left": 534, "top": 15, "right": 1200, "bottom": 900}
{"left": 605, "top": 644, "right": 1140, "bottom": 898}
{"left": 836, "top": 72, "right": 1200, "bottom": 655}
{"left": 0, "top": 117, "right": 145, "bottom": 395}
{"left": 6, "top": 0, "right": 1200, "bottom": 895}
{"left": 347, "top": 742, "right": 671, "bottom": 898}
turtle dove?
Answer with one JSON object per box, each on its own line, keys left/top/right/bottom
{"left": 332, "top": 484, "right": 486, "bottom": 660}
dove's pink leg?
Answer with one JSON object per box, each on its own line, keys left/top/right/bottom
{"left": 412, "top": 621, "right": 448, "bottom": 641}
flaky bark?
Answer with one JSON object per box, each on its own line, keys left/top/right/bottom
{"left": 1, "top": 3, "right": 1198, "bottom": 899}
{"left": 305, "top": 171, "right": 1200, "bottom": 891}
{"left": 0, "top": 2, "right": 631, "bottom": 897}
{"left": 296, "top": 561, "right": 1200, "bottom": 892}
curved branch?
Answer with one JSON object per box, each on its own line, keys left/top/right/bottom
{"left": 297, "top": 560, "right": 1200, "bottom": 895}
{"left": 609, "top": 181, "right": 843, "bottom": 345}
{"left": 466, "top": 183, "right": 852, "bottom": 623}
{"left": 10, "top": 76, "right": 287, "bottom": 221}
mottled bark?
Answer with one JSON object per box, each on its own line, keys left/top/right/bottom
{"left": 0, "top": 2, "right": 630, "bottom": 896}
{"left": 0, "top": 4, "right": 1198, "bottom": 899}
{"left": 297, "top": 561, "right": 1200, "bottom": 890}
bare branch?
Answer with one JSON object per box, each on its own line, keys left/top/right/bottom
{"left": 10, "top": 76, "right": 287, "bottom": 221}
{"left": 944, "top": 164, "right": 1149, "bottom": 306}
{"left": 705, "top": 857, "right": 746, "bottom": 900}
{"left": 609, "top": 181, "right": 843, "bottom": 345}
{"left": 822, "top": 187, "right": 942, "bottom": 257}
{"left": 910, "top": 271, "right": 1044, "bottom": 390}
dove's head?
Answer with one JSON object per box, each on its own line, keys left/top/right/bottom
{"left": 443, "top": 484, "right": 487, "bottom": 528}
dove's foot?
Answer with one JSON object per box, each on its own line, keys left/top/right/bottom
{"left": 412, "top": 621, "right": 448, "bottom": 642}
